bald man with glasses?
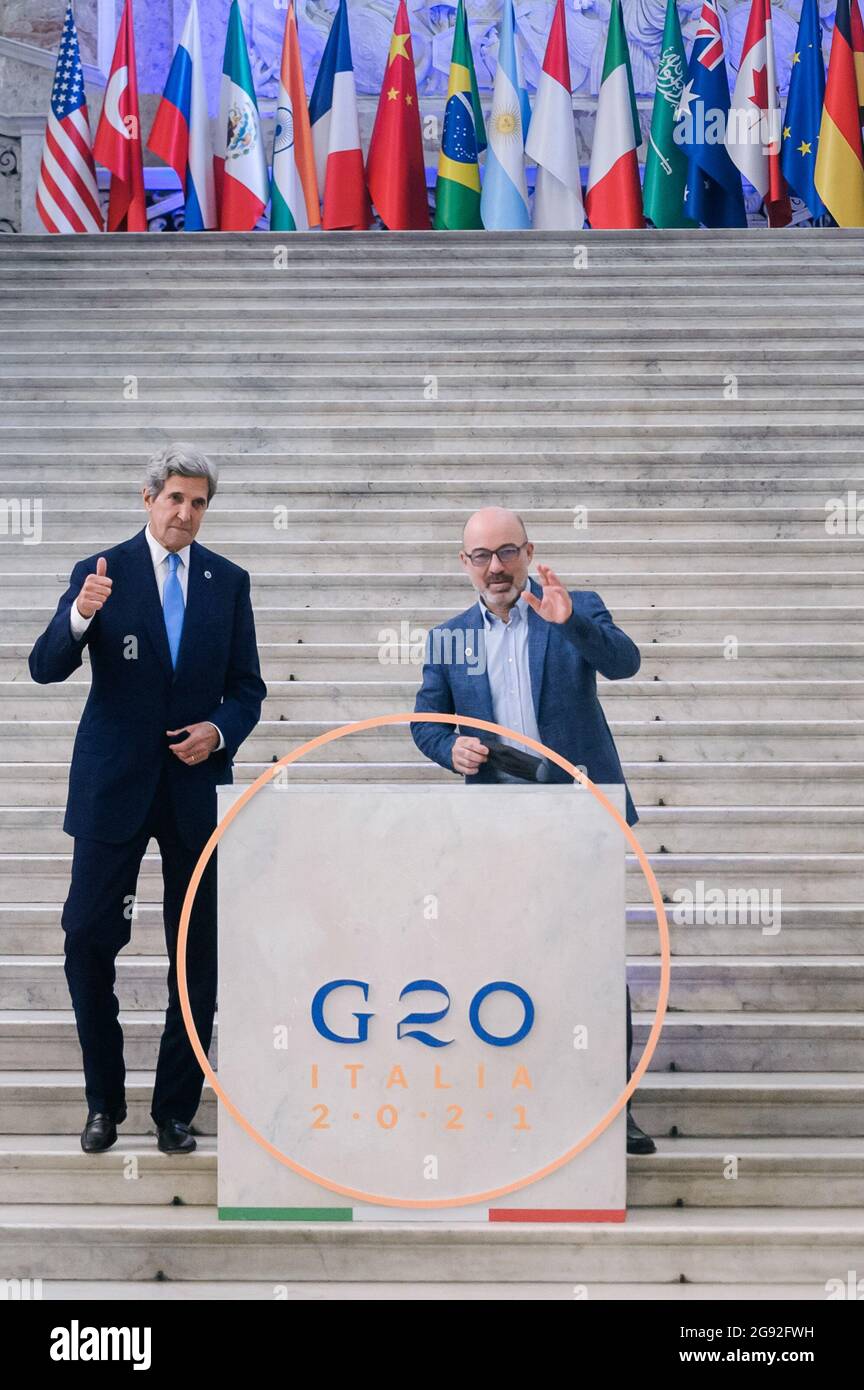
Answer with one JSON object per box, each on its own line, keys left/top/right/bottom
{"left": 410, "top": 507, "right": 655, "bottom": 1156}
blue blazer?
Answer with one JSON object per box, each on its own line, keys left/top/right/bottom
{"left": 29, "top": 526, "right": 267, "bottom": 847}
{"left": 411, "top": 579, "right": 641, "bottom": 826}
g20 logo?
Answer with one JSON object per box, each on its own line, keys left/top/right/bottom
{"left": 311, "top": 979, "right": 535, "bottom": 1048}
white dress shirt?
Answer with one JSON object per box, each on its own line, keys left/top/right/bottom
{"left": 477, "top": 580, "right": 548, "bottom": 781}
{"left": 69, "top": 523, "right": 224, "bottom": 750}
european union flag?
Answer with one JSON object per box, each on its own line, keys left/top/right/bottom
{"left": 678, "top": 0, "right": 746, "bottom": 226}
{"left": 780, "top": 0, "right": 827, "bottom": 220}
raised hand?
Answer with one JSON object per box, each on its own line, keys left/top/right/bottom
{"left": 76, "top": 556, "right": 113, "bottom": 619}
{"left": 521, "top": 562, "right": 573, "bottom": 624}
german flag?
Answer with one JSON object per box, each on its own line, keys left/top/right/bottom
{"left": 815, "top": 0, "right": 864, "bottom": 224}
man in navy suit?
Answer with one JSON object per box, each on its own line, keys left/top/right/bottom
{"left": 29, "top": 445, "right": 266, "bottom": 1155}
{"left": 411, "top": 507, "right": 655, "bottom": 1155}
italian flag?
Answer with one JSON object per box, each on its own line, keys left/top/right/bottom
{"left": 585, "top": 0, "right": 643, "bottom": 228}
{"left": 217, "top": 0, "right": 269, "bottom": 230}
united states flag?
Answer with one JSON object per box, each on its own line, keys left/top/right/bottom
{"left": 36, "top": 1, "right": 103, "bottom": 233}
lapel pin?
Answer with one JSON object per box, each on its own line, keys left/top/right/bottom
{"left": 204, "top": 570, "right": 211, "bottom": 579}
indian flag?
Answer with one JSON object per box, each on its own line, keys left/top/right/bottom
{"left": 270, "top": 0, "right": 320, "bottom": 230}
{"left": 585, "top": 0, "right": 643, "bottom": 228}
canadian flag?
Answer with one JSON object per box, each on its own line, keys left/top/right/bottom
{"left": 725, "top": 0, "right": 792, "bottom": 225}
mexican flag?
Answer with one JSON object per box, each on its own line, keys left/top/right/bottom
{"left": 642, "top": 0, "right": 695, "bottom": 227}
{"left": 585, "top": 0, "right": 643, "bottom": 228}
{"left": 433, "top": 0, "right": 487, "bottom": 229}
{"left": 217, "top": 0, "right": 269, "bottom": 230}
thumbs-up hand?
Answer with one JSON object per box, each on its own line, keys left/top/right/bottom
{"left": 76, "top": 556, "right": 113, "bottom": 619}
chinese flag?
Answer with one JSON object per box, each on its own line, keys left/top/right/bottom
{"left": 366, "top": 0, "right": 430, "bottom": 229}
{"left": 93, "top": 0, "right": 146, "bottom": 230}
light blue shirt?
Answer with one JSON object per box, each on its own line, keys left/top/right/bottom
{"left": 478, "top": 582, "right": 548, "bottom": 781}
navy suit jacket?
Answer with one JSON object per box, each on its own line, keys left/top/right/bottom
{"left": 28, "top": 526, "right": 267, "bottom": 847}
{"left": 411, "top": 579, "right": 641, "bottom": 826}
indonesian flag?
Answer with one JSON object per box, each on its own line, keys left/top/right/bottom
{"left": 309, "top": 0, "right": 371, "bottom": 229}
{"left": 217, "top": 0, "right": 269, "bottom": 231}
{"left": 524, "top": 0, "right": 585, "bottom": 228}
{"left": 93, "top": 0, "right": 146, "bottom": 231}
{"left": 270, "top": 0, "right": 320, "bottom": 230}
{"left": 147, "top": 0, "right": 216, "bottom": 230}
{"left": 725, "top": 0, "right": 792, "bottom": 226}
{"left": 585, "top": 0, "right": 643, "bottom": 228}
{"left": 366, "top": 0, "right": 430, "bottom": 229}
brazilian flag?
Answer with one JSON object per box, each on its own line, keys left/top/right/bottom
{"left": 434, "top": 0, "right": 487, "bottom": 229}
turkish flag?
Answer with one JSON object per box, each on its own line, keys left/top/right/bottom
{"left": 94, "top": 0, "right": 146, "bottom": 231}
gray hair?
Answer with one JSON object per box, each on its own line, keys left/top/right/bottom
{"left": 143, "top": 444, "right": 218, "bottom": 502}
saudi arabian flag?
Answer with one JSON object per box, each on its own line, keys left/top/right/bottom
{"left": 434, "top": 0, "right": 487, "bottom": 229}
{"left": 643, "top": 0, "right": 695, "bottom": 228}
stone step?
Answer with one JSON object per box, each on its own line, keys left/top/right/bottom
{"left": 1, "top": 447, "right": 860, "bottom": 475}
{"left": 7, "top": 371, "right": 864, "bottom": 399}
{"left": 1, "top": 802, "right": 859, "bottom": 856}
{"left": 4, "top": 540, "right": 861, "bottom": 577}
{"left": 0, "top": 953, "right": 859, "bottom": 1014}
{"left": 1, "top": 479, "right": 861, "bottom": 509}
{"left": 1, "top": 1134, "right": 861, "bottom": 1210}
{"left": 5, "top": 676, "right": 864, "bottom": 718}
{"left": 0, "top": 1011, "right": 860, "bottom": 1083}
{"left": 0, "top": 760, "right": 858, "bottom": 810}
{"left": 6, "top": 420, "right": 864, "bottom": 447}
{"left": 8, "top": 308, "right": 864, "bottom": 332}
{"left": 3, "top": 900, "right": 859, "bottom": 958}
{"left": 6, "top": 573, "right": 862, "bottom": 607}
{"left": 6, "top": 275, "right": 864, "bottom": 296}
{"left": 5, "top": 605, "right": 864, "bottom": 646}
{"left": 6, "top": 509, "right": 855, "bottom": 544}
{"left": 1, "top": 1200, "right": 862, "bottom": 1283}
{"left": 3, "top": 717, "right": 864, "bottom": 765}
{"left": 2, "top": 846, "right": 861, "bottom": 903}
{"left": 0, "top": 1278, "right": 839, "bottom": 1299}
{"left": 10, "top": 392, "right": 864, "bottom": 418}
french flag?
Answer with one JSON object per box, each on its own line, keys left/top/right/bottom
{"left": 147, "top": 0, "right": 216, "bottom": 230}
{"left": 308, "top": 0, "right": 370, "bottom": 229}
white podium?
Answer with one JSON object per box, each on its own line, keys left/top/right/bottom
{"left": 216, "top": 784, "right": 627, "bottom": 1222}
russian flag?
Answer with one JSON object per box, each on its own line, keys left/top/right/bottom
{"left": 309, "top": 0, "right": 370, "bottom": 229}
{"left": 147, "top": 0, "right": 216, "bottom": 230}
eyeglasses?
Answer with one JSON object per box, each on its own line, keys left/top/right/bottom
{"left": 464, "top": 543, "right": 528, "bottom": 568}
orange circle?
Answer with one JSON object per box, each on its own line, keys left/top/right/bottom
{"left": 178, "top": 713, "right": 670, "bottom": 1209}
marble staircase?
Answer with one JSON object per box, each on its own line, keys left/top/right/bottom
{"left": 0, "top": 229, "right": 862, "bottom": 1298}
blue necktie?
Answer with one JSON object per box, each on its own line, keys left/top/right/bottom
{"left": 163, "top": 552, "right": 185, "bottom": 669}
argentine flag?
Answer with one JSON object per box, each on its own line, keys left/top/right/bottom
{"left": 147, "top": 0, "right": 216, "bottom": 229}
{"left": 481, "top": 0, "right": 531, "bottom": 228}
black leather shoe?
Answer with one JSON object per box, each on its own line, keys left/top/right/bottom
{"left": 80, "top": 1106, "right": 125, "bottom": 1154}
{"left": 156, "top": 1119, "right": 196, "bottom": 1154}
{"left": 626, "top": 1111, "right": 657, "bottom": 1155}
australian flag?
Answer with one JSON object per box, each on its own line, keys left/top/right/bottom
{"left": 678, "top": 0, "right": 747, "bottom": 226}
{"left": 780, "top": 0, "right": 827, "bottom": 220}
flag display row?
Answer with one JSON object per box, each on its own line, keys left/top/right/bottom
{"left": 37, "top": 0, "right": 864, "bottom": 235}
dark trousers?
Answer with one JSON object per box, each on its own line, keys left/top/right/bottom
{"left": 626, "top": 982, "right": 634, "bottom": 1109}
{"left": 61, "top": 762, "right": 216, "bottom": 1126}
